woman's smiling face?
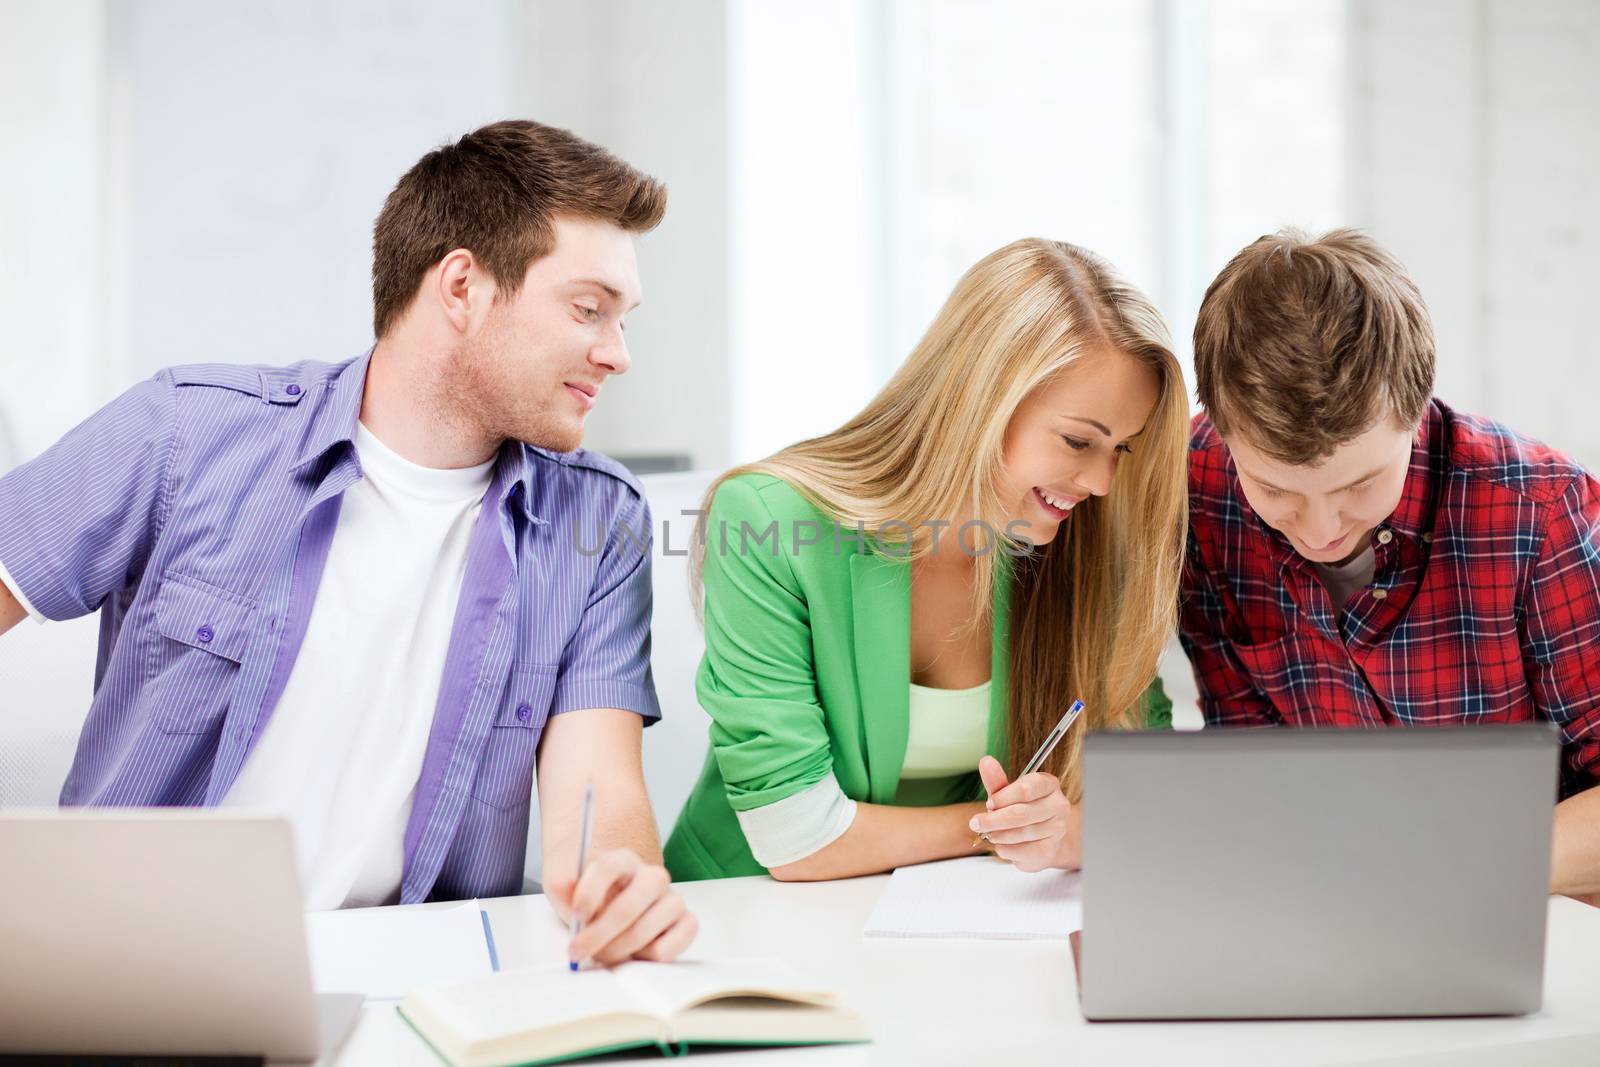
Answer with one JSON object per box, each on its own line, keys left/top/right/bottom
{"left": 996, "top": 345, "right": 1160, "bottom": 546}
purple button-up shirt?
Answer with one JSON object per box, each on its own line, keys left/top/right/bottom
{"left": 0, "top": 353, "right": 659, "bottom": 902}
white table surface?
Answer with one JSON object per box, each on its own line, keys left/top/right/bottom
{"left": 321, "top": 875, "right": 1600, "bottom": 1067}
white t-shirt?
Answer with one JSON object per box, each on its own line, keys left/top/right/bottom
{"left": 222, "top": 421, "right": 494, "bottom": 910}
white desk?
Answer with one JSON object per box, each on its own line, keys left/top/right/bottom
{"left": 324, "top": 876, "right": 1600, "bottom": 1067}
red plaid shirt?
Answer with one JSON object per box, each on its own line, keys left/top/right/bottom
{"left": 1180, "top": 399, "right": 1600, "bottom": 798}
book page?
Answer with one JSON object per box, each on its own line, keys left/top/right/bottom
{"left": 673, "top": 999, "right": 869, "bottom": 1049}
{"left": 862, "top": 856, "right": 1082, "bottom": 939}
{"left": 419, "top": 965, "right": 656, "bottom": 1042}
{"left": 613, "top": 959, "right": 839, "bottom": 1019}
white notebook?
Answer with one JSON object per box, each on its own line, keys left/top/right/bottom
{"left": 862, "top": 856, "right": 1083, "bottom": 940}
{"left": 305, "top": 899, "right": 495, "bottom": 1000}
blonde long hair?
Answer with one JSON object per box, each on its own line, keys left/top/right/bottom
{"left": 693, "top": 238, "right": 1189, "bottom": 800}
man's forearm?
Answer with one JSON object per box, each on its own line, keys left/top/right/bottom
{"left": 570, "top": 784, "right": 661, "bottom": 866}
{"left": 541, "top": 775, "right": 662, "bottom": 911}
{"left": 535, "top": 707, "right": 663, "bottom": 903}
{"left": 1551, "top": 786, "right": 1600, "bottom": 899}
{"left": 768, "top": 800, "right": 986, "bottom": 882}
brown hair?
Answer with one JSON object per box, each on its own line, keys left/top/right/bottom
{"left": 371, "top": 120, "right": 667, "bottom": 338}
{"left": 1193, "top": 228, "right": 1435, "bottom": 466}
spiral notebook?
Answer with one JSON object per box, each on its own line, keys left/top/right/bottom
{"left": 862, "top": 856, "right": 1083, "bottom": 940}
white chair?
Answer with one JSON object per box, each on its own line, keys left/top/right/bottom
{"left": 0, "top": 612, "right": 99, "bottom": 806}
{"left": 633, "top": 470, "right": 718, "bottom": 836}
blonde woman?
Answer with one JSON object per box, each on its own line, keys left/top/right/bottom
{"left": 663, "top": 239, "right": 1188, "bottom": 881}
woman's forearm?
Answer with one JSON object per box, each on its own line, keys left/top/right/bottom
{"left": 768, "top": 800, "right": 987, "bottom": 881}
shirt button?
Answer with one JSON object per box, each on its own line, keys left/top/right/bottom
{"left": 285, "top": 384, "right": 301, "bottom": 396}
{"left": 1371, "top": 589, "right": 1388, "bottom": 600}
{"left": 1376, "top": 529, "right": 1394, "bottom": 545}
{"left": 515, "top": 702, "right": 533, "bottom": 723}
{"left": 1422, "top": 532, "right": 1434, "bottom": 543}
{"left": 196, "top": 624, "right": 215, "bottom": 643}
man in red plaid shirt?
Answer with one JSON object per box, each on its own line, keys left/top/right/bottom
{"left": 1179, "top": 229, "right": 1600, "bottom": 902}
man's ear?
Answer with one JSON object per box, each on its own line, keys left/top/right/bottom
{"left": 435, "top": 248, "right": 494, "bottom": 335}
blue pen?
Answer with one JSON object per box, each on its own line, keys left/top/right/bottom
{"left": 569, "top": 782, "right": 593, "bottom": 972}
{"left": 974, "top": 699, "right": 1085, "bottom": 846}
{"left": 1018, "top": 699, "right": 1086, "bottom": 778}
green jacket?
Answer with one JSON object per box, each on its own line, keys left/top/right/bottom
{"left": 663, "top": 473, "right": 1171, "bottom": 881}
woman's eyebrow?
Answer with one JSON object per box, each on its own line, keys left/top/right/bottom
{"left": 1060, "top": 414, "right": 1145, "bottom": 440}
{"left": 1060, "top": 415, "right": 1112, "bottom": 436}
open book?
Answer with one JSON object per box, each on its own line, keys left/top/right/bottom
{"left": 398, "top": 958, "right": 869, "bottom": 1066}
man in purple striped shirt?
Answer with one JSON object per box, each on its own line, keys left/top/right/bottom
{"left": 0, "top": 120, "right": 696, "bottom": 965}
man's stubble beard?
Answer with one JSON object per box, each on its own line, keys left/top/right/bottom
{"left": 452, "top": 328, "right": 584, "bottom": 454}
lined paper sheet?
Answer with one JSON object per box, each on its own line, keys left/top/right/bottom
{"left": 863, "top": 856, "right": 1083, "bottom": 940}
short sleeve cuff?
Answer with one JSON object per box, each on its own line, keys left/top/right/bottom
{"left": 550, "top": 677, "right": 662, "bottom": 721}
{"left": 0, "top": 557, "right": 45, "bottom": 624}
{"left": 734, "top": 774, "right": 858, "bottom": 868}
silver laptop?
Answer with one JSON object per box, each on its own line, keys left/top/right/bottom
{"left": 0, "top": 809, "right": 362, "bottom": 1060}
{"left": 1075, "top": 724, "right": 1558, "bottom": 1020}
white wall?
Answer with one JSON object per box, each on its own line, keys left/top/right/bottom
{"left": 515, "top": 1, "right": 896, "bottom": 470}
{"left": 0, "top": 0, "right": 525, "bottom": 461}
{"left": 885, "top": 0, "right": 1165, "bottom": 357}
{"left": 1349, "top": 0, "right": 1600, "bottom": 466}
{"left": 0, "top": 1, "right": 112, "bottom": 464}
{"left": 116, "top": 0, "right": 517, "bottom": 376}
{"left": 881, "top": 0, "right": 1347, "bottom": 392}
{"left": 10, "top": 0, "right": 1593, "bottom": 474}
{"left": 727, "top": 1, "right": 887, "bottom": 463}
{"left": 514, "top": 0, "right": 737, "bottom": 472}
{"left": 1205, "top": 0, "right": 1347, "bottom": 285}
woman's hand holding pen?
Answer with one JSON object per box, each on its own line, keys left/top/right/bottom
{"left": 970, "top": 755, "right": 1083, "bottom": 872}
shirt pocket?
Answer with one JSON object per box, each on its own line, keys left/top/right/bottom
{"left": 1232, "top": 630, "right": 1336, "bottom": 726}
{"left": 470, "top": 663, "right": 560, "bottom": 810}
{"left": 149, "top": 571, "right": 258, "bottom": 734}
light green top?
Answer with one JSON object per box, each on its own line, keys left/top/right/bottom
{"left": 900, "top": 680, "right": 992, "bottom": 780}
{"left": 663, "top": 472, "right": 1173, "bottom": 881}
